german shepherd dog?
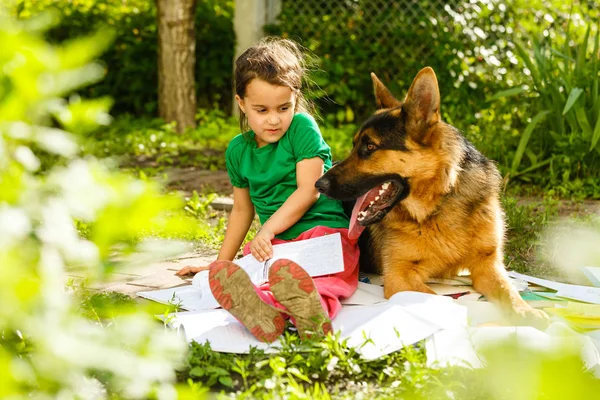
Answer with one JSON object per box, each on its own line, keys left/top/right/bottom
{"left": 315, "top": 67, "right": 548, "bottom": 326}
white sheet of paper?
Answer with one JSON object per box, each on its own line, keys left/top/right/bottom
{"left": 137, "top": 279, "right": 221, "bottom": 311}
{"left": 216, "top": 232, "right": 345, "bottom": 285}
{"left": 267, "top": 232, "right": 345, "bottom": 278}
{"left": 335, "top": 292, "right": 467, "bottom": 360}
{"left": 166, "top": 291, "right": 467, "bottom": 360}
{"left": 557, "top": 286, "right": 600, "bottom": 305}
{"left": 427, "top": 323, "right": 600, "bottom": 377}
{"left": 508, "top": 271, "right": 573, "bottom": 292}
{"left": 396, "top": 291, "right": 468, "bottom": 330}
{"left": 137, "top": 285, "right": 201, "bottom": 311}
{"left": 508, "top": 271, "right": 600, "bottom": 305}
{"left": 168, "top": 309, "right": 281, "bottom": 353}
{"left": 581, "top": 266, "right": 600, "bottom": 287}
{"left": 340, "top": 282, "right": 386, "bottom": 305}
{"left": 334, "top": 303, "right": 439, "bottom": 360}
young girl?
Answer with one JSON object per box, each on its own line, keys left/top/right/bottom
{"left": 176, "top": 37, "right": 359, "bottom": 343}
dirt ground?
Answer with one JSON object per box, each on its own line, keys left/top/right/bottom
{"left": 163, "top": 166, "right": 600, "bottom": 215}
{"left": 164, "top": 167, "right": 232, "bottom": 196}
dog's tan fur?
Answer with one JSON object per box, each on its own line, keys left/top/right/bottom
{"left": 320, "top": 68, "right": 547, "bottom": 326}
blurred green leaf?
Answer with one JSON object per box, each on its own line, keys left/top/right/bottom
{"left": 488, "top": 86, "right": 526, "bottom": 102}
{"left": 562, "top": 88, "right": 583, "bottom": 115}
{"left": 591, "top": 112, "right": 600, "bottom": 150}
{"left": 511, "top": 110, "right": 551, "bottom": 174}
{"left": 0, "top": 10, "right": 195, "bottom": 398}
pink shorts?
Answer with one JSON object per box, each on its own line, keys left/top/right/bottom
{"left": 243, "top": 226, "right": 360, "bottom": 319}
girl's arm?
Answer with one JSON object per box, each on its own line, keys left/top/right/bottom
{"left": 217, "top": 186, "right": 256, "bottom": 261}
{"left": 176, "top": 186, "right": 254, "bottom": 275}
{"left": 250, "top": 156, "right": 323, "bottom": 261}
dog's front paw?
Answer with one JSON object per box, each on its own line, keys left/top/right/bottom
{"left": 383, "top": 285, "right": 399, "bottom": 300}
{"left": 513, "top": 306, "right": 550, "bottom": 329}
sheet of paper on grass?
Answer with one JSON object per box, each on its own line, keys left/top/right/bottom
{"left": 168, "top": 309, "right": 280, "bottom": 353}
{"left": 166, "top": 282, "right": 389, "bottom": 354}
{"left": 581, "top": 266, "right": 600, "bottom": 287}
{"left": 509, "top": 271, "right": 600, "bottom": 305}
{"left": 138, "top": 233, "right": 345, "bottom": 310}
{"left": 340, "top": 281, "right": 386, "bottom": 306}
{"left": 137, "top": 285, "right": 204, "bottom": 310}
{"left": 168, "top": 291, "right": 467, "bottom": 360}
{"left": 545, "top": 302, "right": 600, "bottom": 330}
{"left": 426, "top": 323, "right": 600, "bottom": 376}
{"left": 428, "top": 284, "right": 477, "bottom": 297}
{"left": 233, "top": 232, "right": 345, "bottom": 283}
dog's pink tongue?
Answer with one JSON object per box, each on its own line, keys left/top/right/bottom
{"left": 348, "top": 192, "right": 369, "bottom": 240}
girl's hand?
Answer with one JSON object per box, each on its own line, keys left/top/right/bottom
{"left": 175, "top": 265, "right": 209, "bottom": 276}
{"left": 250, "top": 228, "right": 275, "bottom": 262}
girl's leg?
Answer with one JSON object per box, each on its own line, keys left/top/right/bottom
{"left": 308, "top": 228, "right": 360, "bottom": 319}
{"left": 268, "top": 259, "right": 332, "bottom": 339}
{"left": 243, "top": 226, "right": 360, "bottom": 320}
{"left": 209, "top": 260, "right": 285, "bottom": 343}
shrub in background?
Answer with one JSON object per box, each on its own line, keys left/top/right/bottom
{"left": 263, "top": 0, "right": 529, "bottom": 125}
{"left": 265, "top": 0, "right": 599, "bottom": 196}
{"left": 14, "top": 0, "right": 235, "bottom": 116}
{"left": 492, "top": 23, "right": 600, "bottom": 198}
{"left": 12, "top": 0, "right": 600, "bottom": 197}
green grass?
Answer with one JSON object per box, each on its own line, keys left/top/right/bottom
{"left": 82, "top": 111, "right": 239, "bottom": 174}
{"left": 178, "top": 334, "right": 473, "bottom": 398}
{"left": 83, "top": 114, "right": 358, "bottom": 180}
{"left": 70, "top": 193, "right": 600, "bottom": 398}
{"left": 70, "top": 289, "right": 480, "bottom": 398}
{"left": 73, "top": 289, "right": 600, "bottom": 399}
{"left": 503, "top": 195, "right": 559, "bottom": 276}
{"left": 72, "top": 192, "right": 599, "bottom": 398}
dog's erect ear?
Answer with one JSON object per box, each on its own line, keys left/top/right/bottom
{"left": 371, "top": 72, "right": 401, "bottom": 109}
{"left": 403, "top": 67, "right": 441, "bottom": 142}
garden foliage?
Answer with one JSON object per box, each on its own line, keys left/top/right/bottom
{"left": 0, "top": 10, "right": 201, "bottom": 399}
{"left": 12, "top": 0, "right": 600, "bottom": 195}
{"left": 14, "top": 0, "right": 235, "bottom": 115}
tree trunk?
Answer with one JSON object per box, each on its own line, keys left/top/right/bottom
{"left": 157, "top": 0, "right": 197, "bottom": 132}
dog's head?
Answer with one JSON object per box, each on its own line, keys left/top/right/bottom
{"left": 316, "top": 67, "right": 443, "bottom": 234}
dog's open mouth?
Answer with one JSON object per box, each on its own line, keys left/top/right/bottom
{"left": 348, "top": 179, "right": 404, "bottom": 239}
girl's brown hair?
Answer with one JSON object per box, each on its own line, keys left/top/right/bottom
{"left": 234, "top": 37, "right": 314, "bottom": 133}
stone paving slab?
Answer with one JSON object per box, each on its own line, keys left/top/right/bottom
{"left": 127, "top": 269, "right": 191, "bottom": 289}
{"left": 103, "top": 282, "right": 162, "bottom": 296}
{"left": 65, "top": 272, "right": 140, "bottom": 290}
{"left": 88, "top": 273, "right": 140, "bottom": 290}
{"left": 211, "top": 197, "right": 234, "bottom": 212}
{"left": 97, "top": 254, "right": 216, "bottom": 296}
{"left": 119, "top": 261, "right": 182, "bottom": 276}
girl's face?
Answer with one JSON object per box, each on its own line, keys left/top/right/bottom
{"left": 236, "top": 78, "right": 296, "bottom": 148}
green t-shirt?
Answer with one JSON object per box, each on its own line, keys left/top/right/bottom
{"left": 225, "top": 113, "right": 349, "bottom": 239}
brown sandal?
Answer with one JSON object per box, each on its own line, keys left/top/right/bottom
{"left": 209, "top": 260, "right": 285, "bottom": 343}
{"left": 268, "top": 259, "right": 332, "bottom": 339}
